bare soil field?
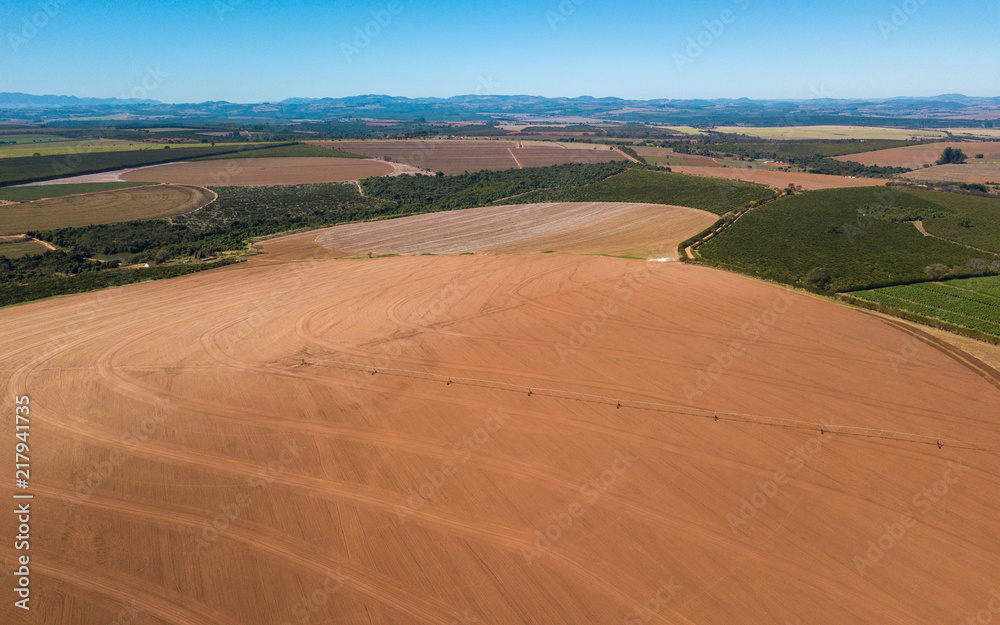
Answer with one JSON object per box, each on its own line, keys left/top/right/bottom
{"left": 901, "top": 162, "right": 1000, "bottom": 184}
{"left": 669, "top": 165, "right": 889, "bottom": 190}
{"left": 834, "top": 141, "right": 1000, "bottom": 168}
{"left": 316, "top": 140, "right": 625, "bottom": 174}
{"left": 1, "top": 251, "right": 997, "bottom": 625}
{"left": 262, "top": 202, "right": 717, "bottom": 261}
{"left": 0, "top": 184, "right": 214, "bottom": 235}
{"left": 118, "top": 157, "right": 393, "bottom": 186}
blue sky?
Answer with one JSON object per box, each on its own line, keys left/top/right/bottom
{"left": 2, "top": 0, "right": 998, "bottom": 103}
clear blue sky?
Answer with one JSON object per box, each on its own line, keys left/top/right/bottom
{"left": 2, "top": 0, "right": 998, "bottom": 103}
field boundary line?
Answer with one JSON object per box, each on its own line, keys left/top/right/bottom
{"left": 301, "top": 358, "right": 999, "bottom": 454}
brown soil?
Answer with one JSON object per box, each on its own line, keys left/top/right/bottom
{"left": 257, "top": 202, "right": 717, "bottom": 262}
{"left": 1, "top": 251, "right": 997, "bottom": 625}
{"left": 120, "top": 157, "right": 394, "bottom": 186}
{"left": 835, "top": 142, "right": 1000, "bottom": 168}
{"left": 316, "top": 140, "right": 625, "bottom": 175}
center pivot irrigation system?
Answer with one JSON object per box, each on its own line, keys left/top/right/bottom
{"left": 300, "top": 358, "right": 999, "bottom": 454}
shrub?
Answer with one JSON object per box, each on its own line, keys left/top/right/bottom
{"left": 805, "top": 267, "right": 832, "bottom": 289}
{"left": 937, "top": 147, "right": 968, "bottom": 165}
{"left": 924, "top": 264, "right": 948, "bottom": 280}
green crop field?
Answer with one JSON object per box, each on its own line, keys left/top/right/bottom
{"left": 697, "top": 186, "right": 994, "bottom": 291}
{"left": 0, "top": 239, "right": 48, "bottom": 258}
{"left": 900, "top": 188, "right": 1000, "bottom": 253}
{"left": 698, "top": 139, "right": 927, "bottom": 160}
{"left": 0, "top": 182, "right": 154, "bottom": 202}
{"left": 515, "top": 168, "right": 775, "bottom": 215}
{"left": 844, "top": 277, "right": 1000, "bottom": 337}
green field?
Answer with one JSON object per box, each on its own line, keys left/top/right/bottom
{"left": 697, "top": 187, "right": 994, "bottom": 291}
{"left": 0, "top": 239, "right": 48, "bottom": 258}
{"left": 192, "top": 142, "right": 366, "bottom": 160}
{"left": 845, "top": 277, "right": 1000, "bottom": 337}
{"left": 0, "top": 182, "right": 154, "bottom": 202}
{"left": 0, "top": 135, "right": 65, "bottom": 145}
{"left": 514, "top": 168, "right": 775, "bottom": 215}
{"left": 902, "top": 188, "right": 1000, "bottom": 253}
{"left": 695, "top": 139, "right": 926, "bottom": 160}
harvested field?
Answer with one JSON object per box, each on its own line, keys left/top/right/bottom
{"left": 834, "top": 141, "right": 1000, "bottom": 168}
{"left": 669, "top": 165, "right": 888, "bottom": 190}
{"left": 901, "top": 162, "right": 1000, "bottom": 184}
{"left": 258, "top": 202, "right": 717, "bottom": 261}
{"left": 1, "top": 252, "right": 998, "bottom": 625}
{"left": 119, "top": 157, "right": 393, "bottom": 186}
{"left": 0, "top": 184, "right": 214, "bottom": 235}
{"left": 316, "top": 140, "right": 625, "bottom": 174}
{"left": 713, "top": 125, "right": 947, "bottom": 140}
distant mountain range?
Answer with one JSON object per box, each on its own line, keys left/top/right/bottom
{"left": 2, "top": 93, "right": 999, "bottom": 126}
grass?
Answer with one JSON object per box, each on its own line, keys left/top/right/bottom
{"left": 697, "top": 187, "right": 993, "bottom": 291}
{"left": 192, "top": 142, "right": 367, "bottom": 160}
{"left": 0, "top": 239, "right": 48, "bottom": 258}
{"left": 844, "top": 277, "right": 1000, "bottom": 338}
{"left": 1, "top": 185, "right": 215, "bottom": 234}
{"left": 524, "top": 168, "right": 775, "bottom": 215}
{"left": 0, "top": 182, "right": 154, "bottom": 202}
